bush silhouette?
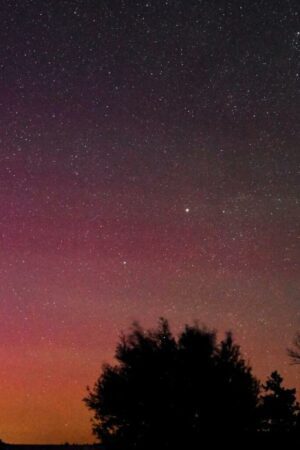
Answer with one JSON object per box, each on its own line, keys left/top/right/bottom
{"left": 84, "top": 319, "right": 261, "bottom": 448}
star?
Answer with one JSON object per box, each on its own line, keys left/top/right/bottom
{"left": 0, "top": 0, "right": 297, "bottom": 443}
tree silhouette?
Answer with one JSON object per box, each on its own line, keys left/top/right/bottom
{"left": 260, "top": 371, "right": 300, "bottom": 433}
{"left": 288, "top": 332, "right": 300, "bottom": 365}
{"left": 84, "top": 319, "right": 260, "bottom": 448}
{"left": 214, "top": 332, "right": 260, "bottom": 433}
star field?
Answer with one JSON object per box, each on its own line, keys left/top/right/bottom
{"left": 0, "top": 0, "right": 299, "bottom": 443}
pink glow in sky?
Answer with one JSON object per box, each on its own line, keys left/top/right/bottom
{"left": 0, "top": 0, "right": 299, "bottom": 443}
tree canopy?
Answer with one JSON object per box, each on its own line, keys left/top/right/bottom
{"left": 260, "top": 371, "right": 300, "bottom": 433}
{"left": 84, "top": 319, "right": 300, "bottom": 449}
{"left": 288, "top": 332, "right": 300, "bottom": 365}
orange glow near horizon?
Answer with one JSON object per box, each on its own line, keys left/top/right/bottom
{"left": 0, "top": 0, "right": 299, "bottom": 442}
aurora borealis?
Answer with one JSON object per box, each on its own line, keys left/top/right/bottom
{"left": 0, "top": 0, "right": 299, "bottom": 443}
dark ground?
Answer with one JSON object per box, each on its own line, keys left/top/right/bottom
{"left": 3, "top": 446, "right": 104, "bottom": 450}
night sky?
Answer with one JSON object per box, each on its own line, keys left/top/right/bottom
{"left": 0, "top": 0, "right": 299, "bottom": 443}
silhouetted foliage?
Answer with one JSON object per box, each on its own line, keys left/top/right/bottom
{"left": 214, "top": 332, "right": 260, "bottom": 433}
{"left": 260, "top": 371, "right": 300, "bottom": 433}
{"left": 288, "top": 332, "right": 300, "bottom": 364}
{"left": 84, "top": 319, "right": 261, "bottom": 448}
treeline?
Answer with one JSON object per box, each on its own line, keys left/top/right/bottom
{"left": 84, "top": 319, "right": 300, "bottom": 449}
